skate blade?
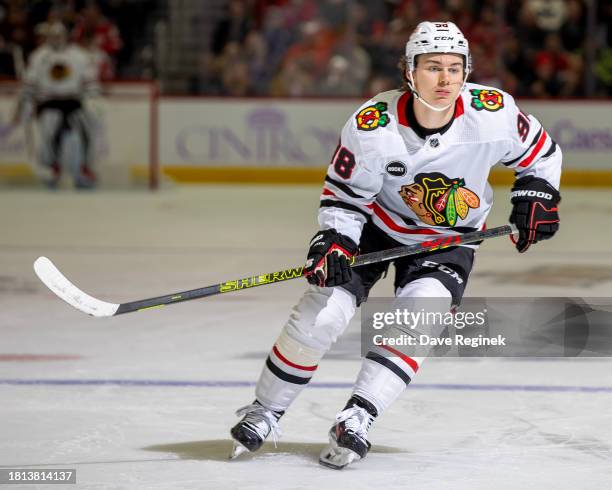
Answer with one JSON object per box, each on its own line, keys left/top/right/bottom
{"left": 319, "top": 445, "right": 360, "bottom": 470}
{"left": 229, "top": 440, "right": 250, "bottom": 460}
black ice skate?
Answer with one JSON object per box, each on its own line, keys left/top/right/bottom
{"left": 319, "top": 396, "right": 377, "bottom": 470}
{"left": 229, "top": 401, "right": 283, "bottom": 459}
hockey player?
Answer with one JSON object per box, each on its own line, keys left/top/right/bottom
{"left": 230, "top": 21, "right": 562, "bottom": 469}
{"left": 15, "top": 22, "right": 99, "bottom": 188}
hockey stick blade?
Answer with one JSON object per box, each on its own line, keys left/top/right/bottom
{"left": 34, "top": 257, "right": 120, "bottom": 317}
{"left": 34, "top": 224, "right": 517, "bottom": 317}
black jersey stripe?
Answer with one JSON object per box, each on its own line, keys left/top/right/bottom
{"left": 540, "top": 139, "right": 557, "bottom": 159}
{"left": 320, "top": 199, "right": 371, "bottom": 219}
{"left": 325, "top": 175, "right": 368, "bottom": 199}
{"left": 502, "top": 128, "right": 543, "bottom": 166}
{"left": 452, "top": 226, "right": 480, "bottom": 233}
{"left": 265, "top": 357, "right": 311, "bottom": 385}
{"left": 365, "top": 351, "right": 412, "bottom": 385}
{"left": 399, "top": 215, "right": 419, "bottom": 227}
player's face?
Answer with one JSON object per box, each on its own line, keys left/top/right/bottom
{"left": 410, "top": 53, "right": 465, "bottom": 108}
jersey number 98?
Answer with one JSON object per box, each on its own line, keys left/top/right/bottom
{"left": 517, "top": 112, "right": 530, "bottom": 143}
{"left": 332, "top": 146, "right": 356, "bottom": 179}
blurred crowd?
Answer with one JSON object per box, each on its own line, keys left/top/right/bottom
{"left": 1, "top": 0, "right": 611, "bottom": 97}
{"left": 0, "top": 0, "right": 154, "bottom": 81}
{"left": 199, "top": 0, "right": 612, "bottom": 98}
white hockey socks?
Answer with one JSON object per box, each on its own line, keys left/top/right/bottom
{"left": 352, "top": 278, "right": 451, "bottom": 415}
{"left": 255, "top": 329, "right": 322, "bottom": 412}
{"left": 255, "top": 286, "right": 357, "bottom": 413}
{"left": 352, "top": 354, "right": 424, "bottom": 416}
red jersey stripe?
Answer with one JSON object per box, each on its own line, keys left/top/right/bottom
{"left": 454, "top": 95, "right": 465, "bottom": 118}
{"left": 397, "top": 92, "right": 412, "bottom": 127}
{"left": 372, "top": 203, "right": 442, "bottom": 235}
{"left": 518, "top": 131, "right": 548, "bottom": 168}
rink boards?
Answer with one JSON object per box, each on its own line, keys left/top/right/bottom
{"left": 1, "top": 91, "right": 611, "bottom": 187}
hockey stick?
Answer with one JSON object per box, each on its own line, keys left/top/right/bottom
{"left": 33, "top": 224, "right": 517, "bottom": 317}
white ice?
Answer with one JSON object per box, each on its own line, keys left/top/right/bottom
{"left": 1, "top": 186, "right": 611, "bottom": 490}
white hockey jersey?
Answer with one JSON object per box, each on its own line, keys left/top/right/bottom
{"left": 21, "top": 44, "right": 99, "bottom": 102}
{"left": 319, "top": 83, "right": 562, "bottom": 247}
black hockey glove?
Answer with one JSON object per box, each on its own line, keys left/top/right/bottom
{"left": 304, "top": 229, "right": 358, "bottom": 288}
{"left": 509, "top": 175, "right": 560, "bottom": 253}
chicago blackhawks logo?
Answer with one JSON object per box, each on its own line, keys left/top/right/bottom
{"left": 399, "top": 172, "right": 480, "bottom": 227}
{"left": 356, "top": 102, "right": 390, "bottom": 131}
{"left": 470, "top": 89, "right": 504, "bottom": 112}
{"left": 50, "top": 63, "right": 71, "bottom": 80}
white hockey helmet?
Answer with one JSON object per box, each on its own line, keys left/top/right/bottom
{"left": 405, "top": 21, "right": 471, "bottom": 74}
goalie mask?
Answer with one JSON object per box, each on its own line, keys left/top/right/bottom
{"left": 404, "top": 21, "right": 471, "bottom": 112}
{"left": 45, "top": 22, "right": 68, "bottom": 50}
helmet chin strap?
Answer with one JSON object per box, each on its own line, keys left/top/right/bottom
{"left": 408, "top": 71, "right": 469, "bottom": 113}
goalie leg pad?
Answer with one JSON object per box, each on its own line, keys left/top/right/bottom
{"left": 255, "top": 286, "right": 357, "bottom": 413}
{"left": 37, "top": 110, "right": 63, "bottom": 169}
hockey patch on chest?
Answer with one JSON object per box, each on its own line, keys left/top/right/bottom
{"left": 385, "top": 161, "right": 407, "bottom": 177}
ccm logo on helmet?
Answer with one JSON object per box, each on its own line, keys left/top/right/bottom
{"left": 511, "top": 190, "right": 553, "bottom": 200}
{"left": 434, "top": 36, "right": 454, "bottom": 40}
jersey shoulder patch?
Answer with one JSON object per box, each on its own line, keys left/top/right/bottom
{"left": 353, "top": 90, "right": 402, "bottom": 132}
{"left": 464, "top": 83, "right": 512, "bottom": 113}
{"left": 355, "top": 101, "right": 390, "bottom": 131}
{"left": 468, "top": 87, "right": 505, "bottom": 112}
{"left": 459, "top": 84, "right": 518, "bottom": 143}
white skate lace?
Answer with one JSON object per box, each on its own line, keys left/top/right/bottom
{"left": 235, "top": 403, "right": 282, "bottom": 448}
{"left": 335, "top": 406, "right": 374, "bottom": 442}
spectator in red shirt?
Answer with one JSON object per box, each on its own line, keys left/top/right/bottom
{"left": 81, "top": 31, "right": 115, "bottom": 81}
{"left": 72, "top": 2, "right": 122, "bottom": 59}
{"left": 282, "top": 19, "right": 337, "bottom": 80}
{"left": 534, "top": 33, "right": 570, "bottom": 73}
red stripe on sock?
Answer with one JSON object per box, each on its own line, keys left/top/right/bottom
{"left": 380, "top": 345, "right": 420, "bottom": 372}
{"left": 272, "top": 345, "right": 318, "bottom": 371}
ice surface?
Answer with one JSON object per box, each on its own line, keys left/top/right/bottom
{"left": 1, "top": 186, "right": 611, "bottom": 489}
